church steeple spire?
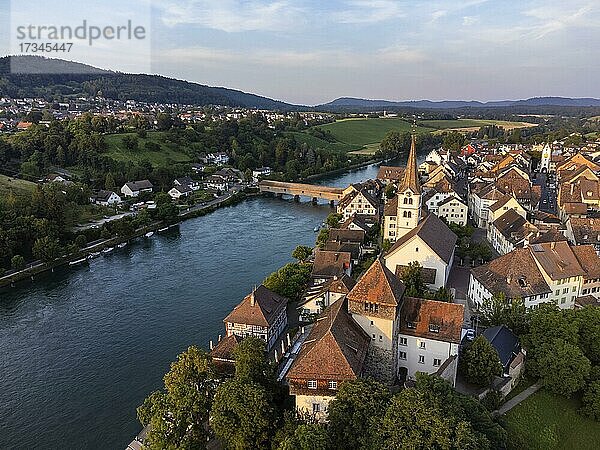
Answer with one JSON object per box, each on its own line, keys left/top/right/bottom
{"left": 399, "top": 131, "right": 420, "bottom": 194}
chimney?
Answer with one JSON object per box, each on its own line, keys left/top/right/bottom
{"left": 250, "top": 292, "right": 255, "bottom": 307}
{"left": 507, "top": 275, "right": 512, "bottom": 284}
{"left": 551, "top": 241, "right": 556, "bottom": 250}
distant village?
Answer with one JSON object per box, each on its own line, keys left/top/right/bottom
{"left": 202, "top": 133, "right": 600, "bottom": 423}
{"left": 0, "top": 95, "right": 333, "bottom": 132}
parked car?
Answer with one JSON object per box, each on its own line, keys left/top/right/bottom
{"left": 465, "top": 329, "right": 476, "bottom": 341}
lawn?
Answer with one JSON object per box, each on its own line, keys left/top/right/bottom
{"left": 104, "top": 131, "right": 193, "bottom": 167}
{"left": 0, "top": 174, "right": 37, "bottom": 197}
{"left": 504, "top": 390, "right": 600, "bottom": 450}
{"left": 314, "top": 118, "right": 431, "bottom": 147}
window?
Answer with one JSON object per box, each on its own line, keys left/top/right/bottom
{"left": 379, "top": 335, "right": 383, "bottom": 341}
{"left": 561, "top": 297, "right": 566, "bottom": 304}
{"left": 312, "top": 403, "right": 321, "bottom": 413}
{"left": 372, "top": 334, "right": 376, "bottom": 339}
{"left": 415, "top": 247, "right": 419, "bottom": 252}
{"left": 429, "top": 324, "right": 440, "bottom": 333}
{"left": 572, "top": 286, "right": 577, "bottom": 293}
{"left": 433, "top": 358, "right": 442, "bottom": 367}
{"left": 399, "top": 351, "right": 407, "bottom": 360}
{"left": 418, "top": 355, "right": 425, "bottom": 364}
{"left": 307, "top": 380, "right": 317, "bottom": 389}
{"left": 399, "top": 337, "right": 407, "bottom": 346}
{"left": 406, "top": 321, "right": 416, "bottom": 329}
{"left": 419, "top": 341, "right": 426, "bottom": 349}
{"left": 328, "top": 381, "right": 338, "bottom": 390}
{"left": 370, "top": 320, "right": 374, "bottom": 326}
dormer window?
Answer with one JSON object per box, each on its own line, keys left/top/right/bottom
{"left": 406, "top": 321, "right": 416, "bottom": 329}
{"left": 429, "top": 324, "right": 440, "bottom": 333}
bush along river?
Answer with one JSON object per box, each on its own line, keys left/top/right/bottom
{"left": 0, "top": 162, "right": 395, "bottom": 449}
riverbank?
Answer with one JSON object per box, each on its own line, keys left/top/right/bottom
{"left": 300, "top": 157, "right": 382, "bottom": 183}
{"left": 0, "top": 190, "right": 251, "bottom": 289}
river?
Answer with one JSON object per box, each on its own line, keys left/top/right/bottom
{"left": 0, "top": 162, "right": 387, "bottom": 449}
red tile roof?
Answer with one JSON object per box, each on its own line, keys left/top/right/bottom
{"left": 347, "top": 259, "right": 405, "bottom": 306}
{"left": 224, "top": 285, "right": 288, "bottom": 328}
{"left": 287, "top": 298, "right": 370, "bottom": 380}
{"left": 399, "top": 297, "right": 464, "bottom": 344}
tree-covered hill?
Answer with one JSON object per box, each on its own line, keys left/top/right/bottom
{"left": 0, "top": 56, "right": 299, "bottom": 110}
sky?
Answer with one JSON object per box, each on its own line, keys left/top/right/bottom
{"left": 2, "top": 0, "right": 600, "bottom": 105}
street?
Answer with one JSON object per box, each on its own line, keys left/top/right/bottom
{"left": 534, "top": 172, "right": 557, "bottom": 214}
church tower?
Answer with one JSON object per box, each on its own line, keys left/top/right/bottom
{"left": 396, "top": 133, "right": 421, "bottom": 238}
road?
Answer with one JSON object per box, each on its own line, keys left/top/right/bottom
{"left": 534, "top": 172, "right": 557, "bottom": 214}
{"left": 74, "top": 212, "right": 134, "bottom": 231}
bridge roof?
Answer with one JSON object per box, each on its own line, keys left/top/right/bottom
{"left": 259, "top": 180, "right": 343, "bottom": 194}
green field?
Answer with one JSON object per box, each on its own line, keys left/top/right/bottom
{"left": 287, "top": 131, "right": 361, "bottom": 153}
{"left": 504, "top": 390, "right": 600, "bottom": 450}
{"left": 419, "top": 119, "right": 537, "bottom": 131}
{"left": 104, "top": 132, "right": 193, "bottom": 167}
{"left": 0, "top": 174, "right": 37, "bottom": 197}
{"left": 315, "top": 118, "right": 430, "bottom": 147}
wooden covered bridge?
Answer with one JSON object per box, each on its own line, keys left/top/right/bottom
{"left": 259, "top": 180, "right": 345, "bottom": 204}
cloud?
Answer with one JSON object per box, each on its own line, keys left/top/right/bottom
{"left": 523, "top": 2, "right": 599, "bottom": 39}
{"left": 159, "top": 44, "right": 427, "bottom": 69}
{"left": 462, "top": 16, "right": 478, "bottom": 26}
{"left": 430, "top": 10, "right": 448, "bottom": 23}
{"left": 159, "top": 0, "right": 305, "bottom": 32}
{"left": 334, "top": 0, "right": 405, "bottom": 24}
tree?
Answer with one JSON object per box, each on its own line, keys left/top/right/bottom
{"left": 156, "top": 113, "right": 174, "bottom": 131}
{"left": 277, "top": 424, "right": 328, "bottom": 450}
{"left": 537, "top": 339, "right": 590, "bottom": 396}
{"left": 75, "top": 234, "right": 87, "bottom": 249}
{"left": 576, "top": 306, "right": 600, "bottom": 364}
{"left": 32, "top": 236, "right": 62, "bottom": 262}
{"left": 292, "top": 245, "right": 313, "bottom": 263}
{"left": 316, "top": 228, "right": 330, "bottom": 249}
{"left": 263, "top": 263, "right": 311, "bottom": 301}
{"left": 137, "top": 346, "right": 217, "bottom": 449}
{"left": 154, "top": 192, "right": 179, "bottom": 223}
{"left": 325, "top": 212, "right": 343, "bottom": 228}
{"left": 442, "top": 131, "right": 466, "bottom": 153}
{"left": 105, "top": 173, "right": 116, "bottom": 191}
{"left": 398, "top": 261, "right": 426, "bottom": 298}
{"left": 327, "top": 378, "right": 391, "bottom": 450}
{"left": 581, "top": 380, "right": 600, "bottom": 421}
{"left": 11, "top": 255, "right": 25, "bottom": 270}
{"left": 479, "top": 293, "right": 527, "bottom": 336}
{"left": 380, "top": 388, "right": 470, "bottom": 450}
{"left": 414, "top": 373, "right": 506, "bottom": 449}
{"left": 433, "top": 286, "right": 453, "bottom": 302}
{"left": 232, "top": 337, "right": 274, "bottom": 388}
{"left": 380, "top": 131, "right": 410, "bottom": 158}
{"left": 384, "top": 183, "right": 397, "bottom": 199}
{"left": 211, "top": 378, "right": 275, "bottom": 450}
{"left": 122, "top": 135, "right": 139, "bottom": 151}
{"left": 459, "top": 336, "right": 503, "bottom": 386}
{"left": 524, "top": 303, "right": 579, "bottom": 378}
{"left": 382, "top": 239, "right": 392, "bottom": 253}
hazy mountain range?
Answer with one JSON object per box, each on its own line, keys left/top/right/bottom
{"left": 2, "top": 56, "right": 600, "bottom": 112}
